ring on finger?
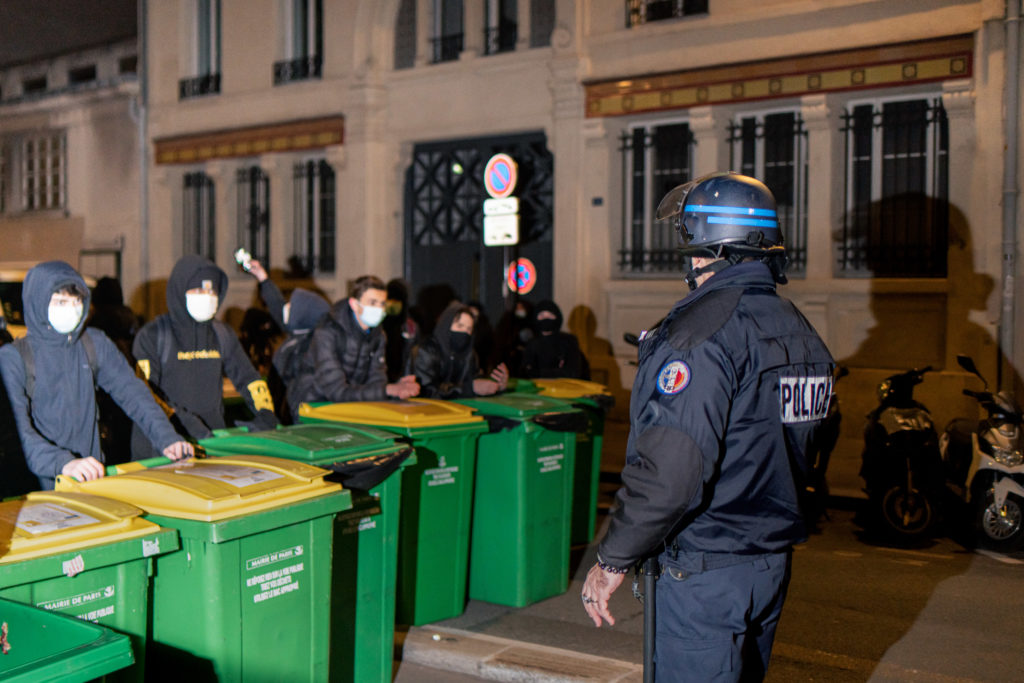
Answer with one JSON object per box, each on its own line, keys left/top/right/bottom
{"left": 581, "top": 596, "right": 596, "bottom": 604}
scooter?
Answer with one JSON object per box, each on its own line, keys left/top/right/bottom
{"left": 861, "top": 366, "right": 944, "bottom": 540}
{"left": 940, "top": 355, "right": 1024, "bottom": 552}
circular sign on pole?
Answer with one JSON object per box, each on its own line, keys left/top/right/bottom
{"left": 483, "top": 153, "right": 518, "bottom": 199}
{"left": 506, "top": 257, "right": 537, "bottom": 295}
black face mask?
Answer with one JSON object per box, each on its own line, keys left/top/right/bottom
{"left": 536, "top": 319, "right": 559, "bottom": 334}
{"left": 449, "top": 331, "right": 471, "bottom": 353}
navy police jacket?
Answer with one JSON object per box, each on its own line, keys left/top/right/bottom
{"left": 598, "top": 261, "right": 834, "bottom": 568}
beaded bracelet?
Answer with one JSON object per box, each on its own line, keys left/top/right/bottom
{"left": 596, "top": 554, "right": 630, "bottom": 575}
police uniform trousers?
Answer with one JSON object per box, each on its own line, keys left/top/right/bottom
{"left": 653, "top": 549, "right": 791, "bottom": 683}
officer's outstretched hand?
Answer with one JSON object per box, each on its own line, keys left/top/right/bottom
{"left": 162, "top": 441, "right": 195, "bottom": 461}
{"left": 581, "top": 563, "right": 625, "bottom": 627}
{"left": 62, "top": 457, "right": 105, "bottom": 482}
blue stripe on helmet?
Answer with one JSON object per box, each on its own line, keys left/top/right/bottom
{"left": 706, "top": 216, "right": 779, "bottom": 228}
{"left": 687, "top": 204, "right": 777, "bottom": 218}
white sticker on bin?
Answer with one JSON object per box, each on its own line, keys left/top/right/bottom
{"left": 173, "top": 464, "right": 284, "bottom": 488}
{"left": 12, "top": 503, "right": 100, "bottom": 535}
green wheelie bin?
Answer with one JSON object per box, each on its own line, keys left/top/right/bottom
{"left": 0, "top": 597, "right": 135, "bottom": 682}
{"left": 0, "top": 491, "right": 178, "bottom": 683}
{"left": 453, "top": 394, "right": 588, "bottom": 607}
{"left": 56, "top": 455, "right": 350, "bottom": 682}
{"left": 298, "top": 399, "right": 487, "bottom": 626}
{"left": 198, "top": 423, "right": 414, "bottom": 683}
{"left": 530, "top": 379, "right": 614, "bottom": 545}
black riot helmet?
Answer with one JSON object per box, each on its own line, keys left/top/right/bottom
{"left": 655, "top": 172, "right": 789, "bottom": 288}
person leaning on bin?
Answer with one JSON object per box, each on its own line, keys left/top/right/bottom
{"left": 580, "top": 173, "right": 834, "bottom": 682}
{"left": 130, "top": 255, "right": 279, "bottom": 460}
{"left": 409, "top": 301, "right": 509, "bottom": 399}
{"left": 520, "top": 299, "right": 589, "bottom": 380}
{"left": 0, "top": 261, "right": 193, "bottom": 489}
{"left": 291, "top": 275, "right": 420, "bottom": 405}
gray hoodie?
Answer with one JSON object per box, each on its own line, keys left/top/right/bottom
{"left": 0, "top": 261, "right": 180, "bottom": 488}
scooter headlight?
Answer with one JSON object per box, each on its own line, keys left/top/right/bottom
{"left": 991, "top": 445, "right": 1024, "bottom": 467}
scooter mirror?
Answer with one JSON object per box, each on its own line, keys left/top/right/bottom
{"left": 956, "top": 354, "right": 986, "bottom": 386}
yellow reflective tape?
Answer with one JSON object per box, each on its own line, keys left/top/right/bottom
{"left": 138, "top": 359, "right": 151, "bottom": 380}
{"left": 247, "top": 379, "right": 274, "bottom": 413}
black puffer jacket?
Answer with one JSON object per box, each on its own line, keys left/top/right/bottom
{"left": 409, "top": 303, "right": 479, "bottom": 399}
{"left": 293, "top": 298, "right": 387, "bottom": 404}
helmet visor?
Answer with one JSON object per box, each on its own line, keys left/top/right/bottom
{"left": 655, "top": 179, "right": 700, "bottom": 222}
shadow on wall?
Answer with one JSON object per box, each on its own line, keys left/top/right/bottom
{"left": 827, "top": 193, "right": 1015, "bottom": 678}
{"left": 568, "top": 304, "right": 626, "bottom": 418}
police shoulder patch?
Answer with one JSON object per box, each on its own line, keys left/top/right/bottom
{"left": 656, "top": 360, "right": 691, "bottom": 395}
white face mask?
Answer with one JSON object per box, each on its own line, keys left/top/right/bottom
{"left": 185, "top": 291, "right": 219, "bottom": 322}
{"left": 358, "top": 304, "right": 386, "bottom": 329}
{"left": 48, "top": 302, "right": 83, "bottom": 334}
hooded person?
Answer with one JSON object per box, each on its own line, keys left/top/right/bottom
{"left": 409, "top": 301, "right": 508, "bottom": 399}
{"left": 268, "top": 287, "right": 330, "bottom": 423}
{"left": 130, "top": 255, "right": 278, "bottom": 459}
{"left": 521, "top": 299, "right": 589, "bottom": 380}
{"left": 0, "top": 261, "right": 191, "bottom": 489}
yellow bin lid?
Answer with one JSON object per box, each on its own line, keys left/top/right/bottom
{"left": 299, "top": 398, "right": 484, "bottom": 428}
{"left": 54, "top": 455, "right": 344, "bottom": 522}
{"left": 0, "top": 491, "right": 161, "bottom": 564}
{"left": 532, "top": 379, "right": 611, "bottom": 398}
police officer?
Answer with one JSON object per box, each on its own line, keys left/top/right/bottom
{"left": 581, "top": 173, "right": 834, "bottom": 682}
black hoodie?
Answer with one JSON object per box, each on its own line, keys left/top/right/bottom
{"left": 0, "top": 261, "right": 180, "bottom": 488}
{"left": 521, "top": 299, "right": 589, "bottom": 380}
{"left": 131, "top": 256, "right": 277, "bottom": 458}
{"left": 409, "top": 302, "right": 480, "bottom": 399}
{"left": 270, "top": 288, "right": 329, "bottom": 423}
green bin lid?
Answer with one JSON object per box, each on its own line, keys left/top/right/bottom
{"left": 454, "top": 393, "right": 579, "bottom": 418}
{"left": 55, "top": 455, "right": 349, "bottom": 523}
{"left": 199, "top": 423, "right": 404, "bottom": 462}
{"left": 299, "top": 398, "right": 485, "bottom": 428}
{"left": 0, "top": 491, "right": 165, "bottom": 565}
{"left": 0, "top": 598, "right": 134, "bottom": 682}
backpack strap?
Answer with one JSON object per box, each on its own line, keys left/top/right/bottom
{"left": 80, "top": 330, "right": 99, "bottom": 385}
{"left": 13, "top": 333, "right": 98, "bottom": 404}
{"left": 12, "top": 338, "right": 34, "bottom": 402}
{"left": 211, "top": 320, "right": 233, "bottom": 360}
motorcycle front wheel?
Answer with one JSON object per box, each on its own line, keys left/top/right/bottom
{"left": 974, "top": 491, "right": 1024, "bottom": 552}
{"left": 880, "top": 485, "right": 935, "bottom": 538}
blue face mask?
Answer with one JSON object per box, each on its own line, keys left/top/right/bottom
{"left": 358, "top": 304, "right": 385, "bottom": 328}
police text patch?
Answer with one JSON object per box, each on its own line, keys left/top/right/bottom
{"left": 779, "top": 376, "right": 831, "bottom": 423}
{"left": 657, "top": 361, "right": 691, "bottom": 395}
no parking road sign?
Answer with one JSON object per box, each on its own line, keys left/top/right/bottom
{"left": 506, "top": 257, "right": 537, "bottom": 295}
{"left": 483, "top": 154, "right": 518, "bottom": 199}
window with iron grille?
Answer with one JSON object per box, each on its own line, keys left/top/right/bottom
{"left": 237, "top": 166, "right": 270, "bottom": 265}
{"left": 22, "top": 133, "right": 65, "bottom": 211}
{"left": 394, "top": 0, "right": 416, "bottom": 69}
{"left": 274, "top": 0, "right": 323, "bottom": 84}
{"left": 183, "top": 171, "right": 216, "bottom": 259}
{"left": 431, "top": 0, "right": 464, "bottom": 63}
{"left": 293, "top": 159, "right": 336, "bottom": 275}
{"left": 839, "top": 97, "right": 948, "bottom": 277}
{"left": 728, "top": 111, "right": 808, "bottom": 274}
{"left": 485, "top": 0, "right": 517, "bottom": 55}
{"left": 619, "top": 121, "right": 694, "bottom": 274}
{"left": 626, "top": 0, "right": 708, "bottom": 27}
{"left": 180, "top": 0, "right": 221, "bottom": 99}
{"left": 530, "top": 0, "right": 555, "bottom": 47}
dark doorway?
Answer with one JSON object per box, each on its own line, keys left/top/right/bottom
{"left": 404, "top": 131, "right": 554, "bottom": 333}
